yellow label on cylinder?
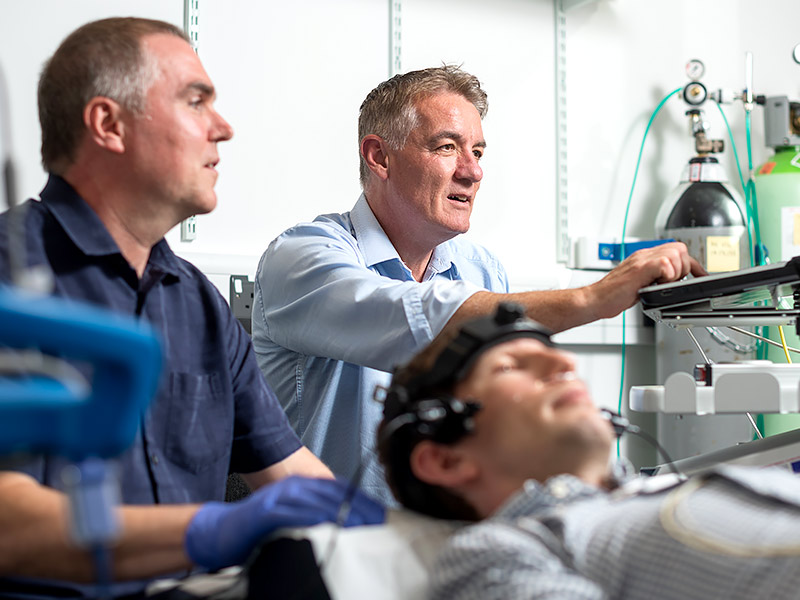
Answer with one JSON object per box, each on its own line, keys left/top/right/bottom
{"left": 782, "top": 207, "right": 800, "bottom": 261}
{"left": 794, "top": 213, "right": 800, "bottom": 247}
{"left": 706, "top": 236, "right": 740, "bottom": 272}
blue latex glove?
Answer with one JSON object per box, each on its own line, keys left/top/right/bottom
{"left": 185, "top": 476, "right": 385, "bottom": 571}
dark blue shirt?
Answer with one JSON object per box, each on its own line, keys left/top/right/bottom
{"left": 0, "top": 176, "right": 302, "bottom": 595}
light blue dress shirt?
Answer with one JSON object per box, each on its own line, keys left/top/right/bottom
{"left": 252, "top": 195, "right": 508, "bottom": 502}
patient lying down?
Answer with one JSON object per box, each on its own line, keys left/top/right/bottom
{"left": 377, "top": 303, "right": 800, "bottom": 600}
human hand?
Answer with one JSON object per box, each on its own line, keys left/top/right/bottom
{"left": 586, "top": 242, "right": 705, "bottom": 320}
{"left": 185, "top": 476, "right": 385, "bottom": 571}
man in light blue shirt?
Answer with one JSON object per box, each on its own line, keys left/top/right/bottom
{"left": 252, "top": 66, "right": 701, "bottom": 502}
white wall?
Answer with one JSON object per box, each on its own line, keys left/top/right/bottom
{"left": 5, "top": 1, "right": 798, "bottom": 279}
{"left": 565, "top": 0, "right": 800, "bottom": 248}
{"left": 169, "top": 0, "right": 560, "bottom": 293}
{"left": 0, "top": 1, "right": 183, "bottom": 199}
{"left": 2, "top": 0, "right": 799, "bottom": 466}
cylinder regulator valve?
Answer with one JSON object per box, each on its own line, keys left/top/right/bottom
{"left": 686, "top": 109, "right": 724, "bottom": 155}
{"left": 682, "top": 60, "right": 724, "bottom": 155}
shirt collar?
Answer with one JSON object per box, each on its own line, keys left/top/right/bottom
{"left": 494, "top": 475, "right": 606, "bottom": 521}
{"left": 493, "top": 460, "right": 634, "bottom": 520}
{"left": 40, "top": 174, "right": 187, "bottom": 278}
{"left": 425, "top": 242, "right": 458, "bottom": 279}
{"left": 350, "top": 193, "right": 458, "bottom": 278}
{"left": 350, "top": 193, "right": 401, "bottom": 268}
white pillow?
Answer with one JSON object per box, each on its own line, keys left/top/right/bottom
{"left": 276, "top": 509, "right": 461, "bottom": 599}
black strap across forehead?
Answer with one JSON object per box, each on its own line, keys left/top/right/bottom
{"left": 406, "top": 302, "right": 553, "bottom": 396}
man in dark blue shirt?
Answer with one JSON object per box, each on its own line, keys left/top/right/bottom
{"left": 0, "top": 17, "right": 382, "bottom": 598}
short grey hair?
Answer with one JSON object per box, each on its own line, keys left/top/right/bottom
{"left": 38, "top": 17, "right": 189, "bottom": 174}
{"left": 357, "top": 65, "right": 488, "bottom": 188}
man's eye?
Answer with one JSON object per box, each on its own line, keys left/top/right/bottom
{"left": 437, "top": 143, "right": 455, "bottom": 151}
{"left": 473, "top": 149, "right": 483, "bottom": 160}
{"left": 189, "top": 98, "right": 203, "bottom": 108}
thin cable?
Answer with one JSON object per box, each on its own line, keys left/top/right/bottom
{"left": 728, "top": 326, "right": 800, "bottom": 354}
{"left": 683, "top": 328, "right": 764, "bottom": 438}
{"left": 317, "top": 464, "right": 368, "bottom": 573}
{"left": 276, "top": 395, "right": 406, "bottom": 600}
{"left": 617, "top": 86, "right": 683, "bottom": 456}
{"left": 626, "top": 423, "right": 684, "bottom": 478}
{"left": 684, "top": 328, "right": 712, "bottom": 364}
{"left": 601, "top": 410, "right": 684, "bottom": 478}
{"left": 685, "top": 329, "right": 763, "bottom": 438}
{"left": 715, "top": 104, "right": 767, "bottom": 413}
{"left": 775, "top": 287, "right": 792, "bottom": 364}
{"left": 713, "top": 100, "right": 754, "bottom": 266}
{"left": 633, "top": 428, "right": 683, "bottom": 478}
{"left": 746, "top": 412, "right": 764, "bottom": 440}
{"left": 755, "top": 253, "right": 773, "bottom": 360}
{"left": 713, "top": 101, "right": 748, "bottom": 197}
{"left": 779, "top": 326, "right": 793, "bottom": 364}
{"left": 745, "top": 111, "right": 765, "bottom": 263}
{"left": 281, "top": 453, "right": 372, "bottom": 600}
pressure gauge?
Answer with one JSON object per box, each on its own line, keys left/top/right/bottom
{"left": 686, "top": 59, "right": 705, "bottom": 81}
{"left": 683, "top": 81, "right": 708, "bottom": 106}
{"left": 793, "top": 44, "right": 800, "bottom": 65}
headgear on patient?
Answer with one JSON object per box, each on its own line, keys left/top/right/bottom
{"left": 376, "top": 303, "right": 553, "bottom": 519}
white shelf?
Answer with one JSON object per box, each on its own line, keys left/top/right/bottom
{"left": 631, "top": 362, "right": 800, "bottom": 414}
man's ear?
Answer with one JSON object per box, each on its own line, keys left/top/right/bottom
{"left": 360, "top": 134, "right": 390, "bottom": 181}
{"left": 410, "top": 440, "right": 479, "bottom": 489}
{"left": 82, "top": 96, "right": 126, "bottom": 155}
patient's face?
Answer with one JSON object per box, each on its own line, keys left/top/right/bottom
{"left": 452, "top": 338, "right": 615, "bottom": 483}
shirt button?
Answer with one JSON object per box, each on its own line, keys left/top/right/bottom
{"left": 550, "top": 481, "right": 569, "bottom": 498}
{"left": 151, "top": 453, "right": 159, "bottom": 465}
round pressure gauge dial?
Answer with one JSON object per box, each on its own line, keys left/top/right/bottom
{"left": 686, "top": 59, "right": 705, "bottom": 81}
{"left": 683, "top": 81, "right": 708, "bottom": 106}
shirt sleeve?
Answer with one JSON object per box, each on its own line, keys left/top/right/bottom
{"left": 430, "top": 522, "right": 608, "bottom": 600}
{"left": 253, "top": 221, "right": 482, "bottom": 371}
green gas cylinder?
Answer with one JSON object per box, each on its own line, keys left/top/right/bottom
{"left": 755, "top": 146, "right": 800, "bottom": 435}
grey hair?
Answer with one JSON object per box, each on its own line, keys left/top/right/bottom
{"left": 38, "top": 17, "right": 189, "bottom": 174}
{"left": 357, "top": 65, "right": 488, "bottom": 188}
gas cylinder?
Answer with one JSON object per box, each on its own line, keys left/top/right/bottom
{"left": 753, "top": 96, "right": 800, "bottom": 436}
{"left": 755, "top": 150, "right": 800, "bottom": 435}
{"left": 653, "top": 155, "right": 756, "bottom": 462}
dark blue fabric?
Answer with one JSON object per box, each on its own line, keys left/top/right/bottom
{"left": 0, "top": 175, "right": 302, "bottom": 597}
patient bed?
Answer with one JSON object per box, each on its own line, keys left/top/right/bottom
{"left": 148, "top": 509, "right": 459, "bottom": 599}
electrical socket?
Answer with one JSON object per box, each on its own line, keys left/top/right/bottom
{"left": 181, "top": 216, "right": 197, "bottom": 242}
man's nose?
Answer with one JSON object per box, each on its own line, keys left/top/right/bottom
{"left": 455, "top": 151, "right": 483, "bottom": 183}
{"left": 211, "top": 110, "right": 234, "bottom": 142}
{"left": 534, "top": 348, "right": 578, "bottom": 380}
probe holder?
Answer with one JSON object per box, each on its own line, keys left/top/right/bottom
{"left": 0, "top": 286, "right": 162, "bottom": 460}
